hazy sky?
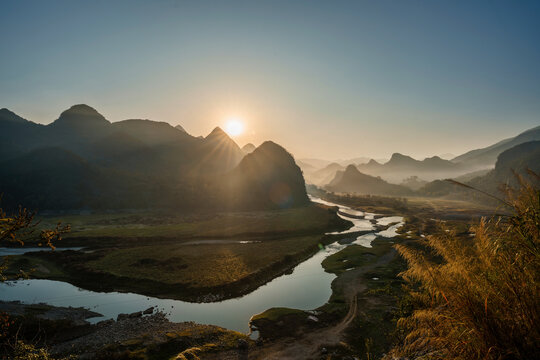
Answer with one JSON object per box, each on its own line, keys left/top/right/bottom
{"left": 1, "top": 0, "right": 539, "bottom": 160}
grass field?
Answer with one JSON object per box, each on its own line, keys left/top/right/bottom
{"left": 9, "top": 203, "right": 350, "bottom": 301}
{"left": 88, "top": 235, "right": 324, "bottom": 287}
{"left": 321, "top": 238, "right": 395, "bottom": 275}
{"left": 37, "top": 204, "right": 345, "bottom": 240}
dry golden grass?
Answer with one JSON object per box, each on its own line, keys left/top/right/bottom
{"left": 389, "top": 176, "right": 539, "bottom": 359}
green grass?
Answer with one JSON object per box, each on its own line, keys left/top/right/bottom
{"left": 94, "top": 324, "right": 249, "bottom": 360}
{"left": 11, "top": 203, "right": 349, "bottom": 300}
{"left": 6, "top": 255, "right": 68, "bottom": 279}
{"left": 88, "top": 235, "right": 323, "bottom": 287}
{"left": 251, "top": 307, "right": 306, "bottom": 322}
{"left": 321, "top": 238, "right": 394, "bottom": 275}
{"left": 38, "top": 204, "right": 345, "bottom": 239}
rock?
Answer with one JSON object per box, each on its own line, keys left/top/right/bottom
{"left": 116, "top": 313, "right": 129, "bottom": 321}
{"left": 143, "top": 307, "right": 154, "bottom": 315}
{"left": 237, "top": 338, "right": 249, "bottom": 350}
{"left": 307, "top": 315, "right": 319, "bottom": 322}
{"left": 321, "top": 347, "right": 328, "bottom": 354}
{"left": 96, "top": 319, "right": 114, "bottom": 327}
{"left": 129, "top": 311, "right": 143, "bottom": 318}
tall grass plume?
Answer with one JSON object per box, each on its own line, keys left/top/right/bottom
{"left": 389, "top": 174, "right": 539, "bottom": 359}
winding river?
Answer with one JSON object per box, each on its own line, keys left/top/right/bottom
{"left": 0, "top": 198, "right": 402, "bottom": 333}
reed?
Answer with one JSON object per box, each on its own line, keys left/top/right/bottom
{"left": 389, "top": 174, "right": 539, "bottom": 359}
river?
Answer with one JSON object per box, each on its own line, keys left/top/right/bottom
{"left": 0, "top": 198, "right": 402, "bottom": 333}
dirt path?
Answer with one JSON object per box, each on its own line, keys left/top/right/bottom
{"left": 244, "top": 249, "right": 397, "bottom": 360}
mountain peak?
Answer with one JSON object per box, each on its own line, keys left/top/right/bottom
{"left": 54, "top": 104, "right": 109, "bottom": 126}
{"left": 241, "top": 141, "right": 299, "bottom": 170}
{"left": 255, "top": 141, "right": 290, "bottom": 155}
{"left": 63, "top": 104, "right": 102, "bottom": 116}
{"left": 387, "top": 153, "right": 417, "bottom": 165}
{"left": 206, "top": 126, "right": 227, "bottom": 138}
{"left": 242, "top": 143, "right": 256, "bottom": 154}
{"left": 0, "top": 108, "right": 28, "bottom": 123}
{"left": 345, "top": 164, "right": 359, "bottom": 173}
{"left": 230, "top": 141, "right": 308, "bottom": 208}
{"left": 390, "top": 152, "right": 413, "bottom": 160}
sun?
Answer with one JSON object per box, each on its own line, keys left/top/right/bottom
{"left": 224, "top": 118, "right": 245, "bottom": 137}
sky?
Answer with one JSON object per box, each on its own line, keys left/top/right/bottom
{"left": 1, "top": 0, "right": 539, "bottom": 160}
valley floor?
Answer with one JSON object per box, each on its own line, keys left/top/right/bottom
{"left": 2, "top": 195, "right": 496, "bottom": 359}
{"left": 8, "top": 204, "right": 349, "bottom": 302}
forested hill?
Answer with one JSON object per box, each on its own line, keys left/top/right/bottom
{"left": 0, "top": 105, "right": 308, "bottom": 212}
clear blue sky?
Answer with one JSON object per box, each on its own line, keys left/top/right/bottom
{"left": 1, "top": 0, "right": 539, "bottom": 159}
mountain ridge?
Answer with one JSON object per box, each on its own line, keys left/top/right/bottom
{"left": 452, "top": 125, "right": 540, "bottom": 167}
{"left": 0, "top": 105, "right": 307, "bottom": 212}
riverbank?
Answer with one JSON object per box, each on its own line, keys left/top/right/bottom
{"left": 0, "top": 302, "right": 251, "bottom": 359}
{"left": 6, "top": 204, "right": 351, "bottom": 302}
{"left": 237, "top": 193, "right": 495, "bottom": 359}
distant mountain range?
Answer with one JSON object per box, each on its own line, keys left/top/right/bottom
{"left": 0, "top": 105, "right": 308, "bottom": 211}
{"left": 417, "top": 140, "right": 540, "bottom": 200}
{"left": 357, "top": 153, "right": 470, "bottom": 183}
{"left": 452, "top": 125, "right": 540, "bottom": 167}
{"left": 323, "top": 140, "right": 539, "bottom": 201}
{"left": 466, "top": 140, "right": 540, "bottom": 194}
{"left": 297, "top": 124, "right": 540, "bottom": 186}
{"left": 305, "top": 163, "right": 345, "bottom": 186}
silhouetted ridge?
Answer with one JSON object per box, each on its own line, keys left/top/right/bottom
{"left": 200, "top": 126, "right": 244, "bottom": 172}
{"left": 113, "top": 119, "right": 194, "bottom": 146}
{"left": 175, "top": 124, "right": 187, "bottom": 133}
{"left": 53, "top": 104, "right": 110, "bottom": 126}
{"left": 0, "top": 104, "right": 308, "bottom": 211}
{"left": 205, "top": 126, "right": 228, "bottom": 140}
{"left": 0, "top": 108, "right": 29, "bottom": 123}
{"left": 452, "top": 125, "right": 540, "bottom": 167}
{"left": 387, "top": 153, "right": 417, "bottom": 165}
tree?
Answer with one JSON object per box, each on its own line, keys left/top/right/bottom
{"left": 0, "top": 203, "right": 70, "bottom": 359}
{"left": 0, "top": 205, "right": 69, "bottom": 280}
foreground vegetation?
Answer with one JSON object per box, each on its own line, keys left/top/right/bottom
{"left": 0, "top": 205, "right": 70, "bottom": 359}
{"left": 389, "top": 177, "right": 540, "bottom": 359}
{"left": 4, "top": 181, "right": 536, "bottom": 359}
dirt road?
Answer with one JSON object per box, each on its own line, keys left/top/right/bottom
{"left": 238, "top": 248, "right": 397, "bottom": 360}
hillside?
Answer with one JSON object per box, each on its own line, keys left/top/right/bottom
{"left": 304, "top": 162, "right": 345, "bottom": 186}
{"left": 0, "top": 105, "right": 306, "bottom": 212}
{"left": 325, "top": 165, "right": 412, "bottom": 196}
{"left": 418, "top": 141, "right": 540, "bottom": 200}
{"left": 452, "top": 125, "right": 540, "bottom": 167}
{"left": 468, "top": 140, "right": 540, "bottom": 194}
{"left": 222, "top": 141, "right": 309, "bottom": 209}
